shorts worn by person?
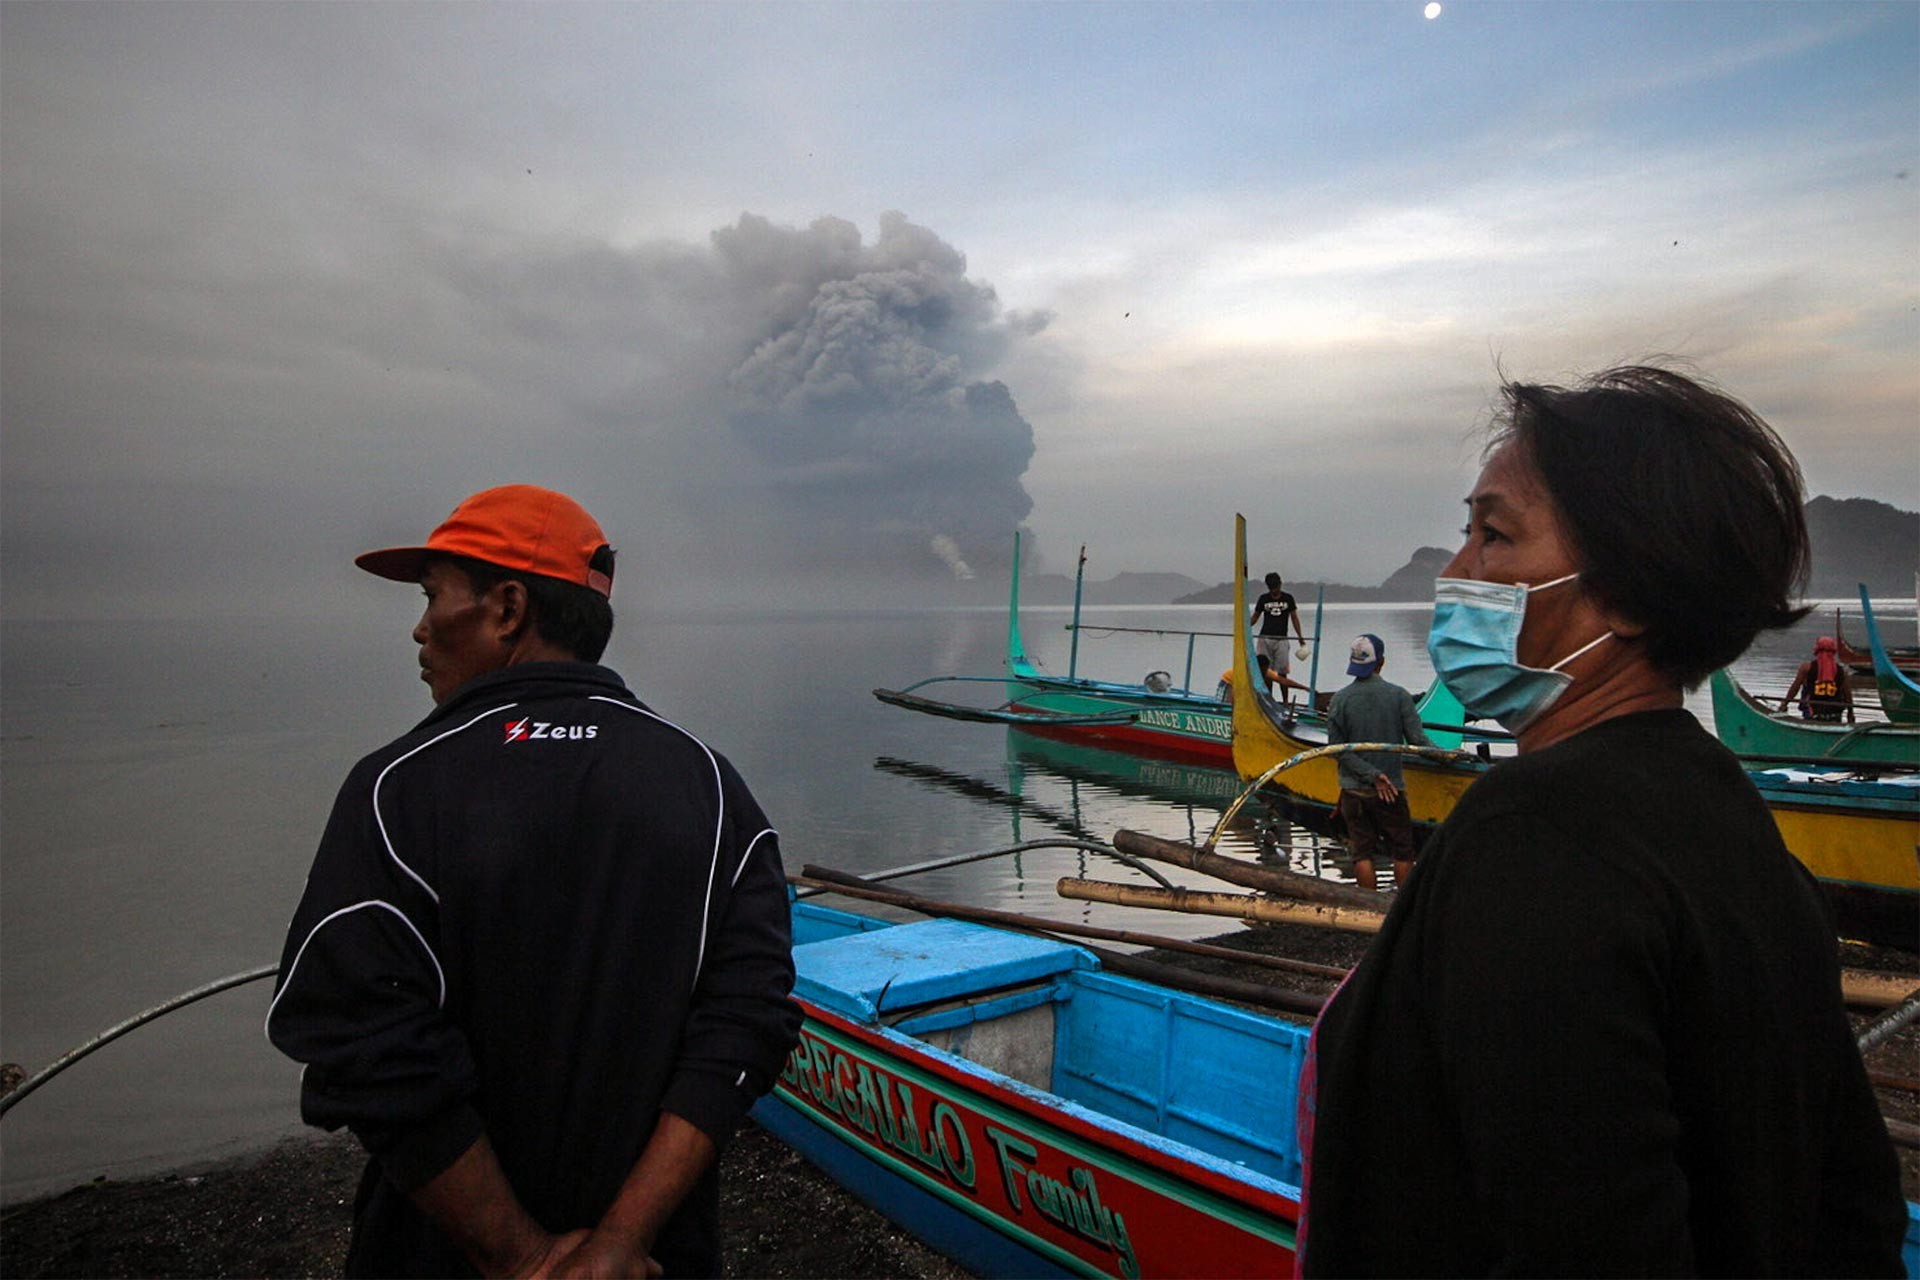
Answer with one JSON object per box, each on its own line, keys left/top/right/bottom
{"left": 266, "top": 485, "right": 802, "bottom": 1279}
{"left": 1296, "top": 368, "right": 1905, "bottom": 1275}
{"left": 1324, "top": 633, "right": 1431, "bottom": 892}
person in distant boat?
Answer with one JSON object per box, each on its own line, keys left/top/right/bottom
{"left": 1780, "top": 635, "right": 1855, "bottom": 723}
{"left": 1217, "top": 653, "right": 1281, "bottom": 704}
{"left": 1324, "top": 633, "right": 1432, "bottom": 891}
{"left": 1297, "top": 367, "right": 1905, "bottom": 1276}
{"left": 267, "top": 485, "right": 801, "bottom": 1279}
{"left": 1249, "top": 572, "right": 1309, "bottom": 705}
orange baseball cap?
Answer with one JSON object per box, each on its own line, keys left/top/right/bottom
{"left": 355, "top": 484, "right": 615, "bottom": 598}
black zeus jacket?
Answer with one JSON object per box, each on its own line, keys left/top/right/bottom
{"left": 267, "top": 663, "right": 801, "bottom": 1277}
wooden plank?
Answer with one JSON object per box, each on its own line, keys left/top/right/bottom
{"left": 1113, "top": 828, "right": 1381, "bottom": 910}
{"left": 1058, "top": 877, "right": 1386, "bottom": 936}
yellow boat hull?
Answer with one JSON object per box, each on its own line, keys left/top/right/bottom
{"left": 1229, "top": 693, "right": 1483, "bottom": 825}
{"left": 1227, "top": 514, "right": 1487, "bottom": 825}
{"left": 1764, "top": 802, "right": 1918, "bottom": 895}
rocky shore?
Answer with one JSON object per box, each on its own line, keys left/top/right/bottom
{"left": 3, "top": 922, "right": 1913, "bottom": 1278}
{"left": 0, "top": 1124, "right": 969, "bottom": 1280}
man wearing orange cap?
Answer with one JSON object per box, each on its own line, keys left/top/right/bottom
{"left": 268, "top": 485, "right": 801, "bottom": 1278}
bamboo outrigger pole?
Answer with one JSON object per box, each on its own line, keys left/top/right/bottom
{"left": 1207, "top": 738, "right": 1480, "bottom": 851}
{"left": 1112, "top": 827, "right": 1380, "bottom": 911}
{"left": 1058, "top": 877, "right": 1385, "bottom": 935}
{"left": 795, "top": 867, "right": 1348, "bottom": 980}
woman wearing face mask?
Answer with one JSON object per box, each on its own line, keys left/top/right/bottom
{"left": 1295, "top": 367, "right": 1906, "bottom": 1277}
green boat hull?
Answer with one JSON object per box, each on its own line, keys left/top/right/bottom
{"left": 1708, "top": 669, "right": 1918, "bottom": 767}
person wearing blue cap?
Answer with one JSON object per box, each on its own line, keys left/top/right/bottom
{"left": 1324, "top": 633, "right": 1432, "bottom": 891}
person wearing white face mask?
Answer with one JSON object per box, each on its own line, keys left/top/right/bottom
{"left": 1295, "top": 367, "right": 1904, "bottom": 1276}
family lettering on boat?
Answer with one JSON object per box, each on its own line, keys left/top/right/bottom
{"left": 987, "top": 1128, "right": 1137, "bottom": 1279}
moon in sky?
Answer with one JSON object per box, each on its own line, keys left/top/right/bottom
{"left": 1424, "top": 2, "right": 1442, "bottom": 17}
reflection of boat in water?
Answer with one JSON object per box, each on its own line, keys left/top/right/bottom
{"left": 1006, "top": 728, "right": 1249, "bottom": 806}
{"left": 752, "top": 897, "right": 1306, "bottom": 1277}
{"left": 1227, "top": 517, "right": 1920, "bottom": 950}
{"left": 1708, "top": 668, "right": 1918, "bottom": 767}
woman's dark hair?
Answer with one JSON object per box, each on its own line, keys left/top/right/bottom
{"left": 1490, "top": 365, "right": 1809, "bottom": 688}
{"left": 438, "top": 555, "right": 616, "bottom": 664}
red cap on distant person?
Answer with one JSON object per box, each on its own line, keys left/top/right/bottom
{"left": 355, "top": 485, "right": 615, "bottom": 599}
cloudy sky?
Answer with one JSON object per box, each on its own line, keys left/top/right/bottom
{"left": 4, "top": 1, "right": 1915, "bottom": 615}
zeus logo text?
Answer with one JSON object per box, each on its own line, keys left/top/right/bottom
{"left": 503, "top": 718, "right": 599, "bottom": 743}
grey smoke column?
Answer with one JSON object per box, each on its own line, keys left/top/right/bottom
{"left": 719, "top": 211, "right": 1042, "bottom": 578}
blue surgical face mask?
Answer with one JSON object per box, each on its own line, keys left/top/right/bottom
{"left": 1426, "top": 573, "right": 1613, "bottom": 733}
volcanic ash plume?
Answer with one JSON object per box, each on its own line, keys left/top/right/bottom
{"left": 929, "top": 534, "right": 976, "bottom": 580}
{"left": 718, "top": 211, "right": 1044, "bottom": 579}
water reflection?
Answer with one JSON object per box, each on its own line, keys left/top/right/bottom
{"left": 873, "top": 727, "right": 1370, "bottom": 915}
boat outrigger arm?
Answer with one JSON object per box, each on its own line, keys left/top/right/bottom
{"left": 872, "top": 677, "right": 1139, "bottom": 726}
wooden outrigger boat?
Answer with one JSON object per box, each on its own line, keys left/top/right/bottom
{"left": 752, "top": 897, "right": 1308, "bottom": 1277}
{"left": 879, "top": 532, "right": 1492, "bottom": 766}
{"left": 1708, "top": 668, "right": 1919, "bottom": 767}
{"left": 1226, "top": 518, "right": 1920, "bottom": 949}
{"left": 875, "top": 533, "right": 1255, "bottom": 763}
{"left": 1861, "top": 586, "right": 1920, "bottom": 726}
{"left": 1742, "top": 765, "right": 1920, "bottom": 945}
{"left": 1838, "top": 594, "right": 1920, "bottom": 678}
{"left": 757, "top": 893, "right": 1920, "bottom": 1276}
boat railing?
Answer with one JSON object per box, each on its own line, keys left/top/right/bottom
{"left": 1059, "top": 619, "right": 1326, "bottom": 698}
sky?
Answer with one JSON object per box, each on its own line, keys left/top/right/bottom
{"left": 3, "top": 1, "right": 1916, "bottom": 616}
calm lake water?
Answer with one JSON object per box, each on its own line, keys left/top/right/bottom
{"left": 1, "top": 596, "right": 1910, "bottom": 1201}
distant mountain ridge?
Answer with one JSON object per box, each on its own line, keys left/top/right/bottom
{"left": 1171, "top": 547, "right": 1454, "bottom": 606}
{"left": 1804, "top": 497, "right": 1916, "bottom": 599}
{"left": 939, "top": 496, "right": 1913, "bottom": 607}
{"left": 1017, "top": 570, "right": 1211, "bottom": 605}
{"left": 1170, "top": 496, "right": 1915, "bottom": 605}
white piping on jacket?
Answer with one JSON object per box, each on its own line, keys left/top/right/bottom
{"left": 371, "top": 703, "right": 519, "bottom": 904}
{"left": 264, "top": 899, "right": 447, "bottom": 1039}
{"left": 736, "top": 828, "right": 776, "bottom": 888}
{"left": 588, "top": 696, "right": 726, "bottom": 983}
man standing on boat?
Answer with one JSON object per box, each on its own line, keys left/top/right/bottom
{"left": 1325, "top": 633, "right": 1432, "bottom": 891}
{"left": 267, "top": 484, "right": 801, "bottom": 1278}
{"left": 1250, "top": 571, "right": 1309, "bottom": 706}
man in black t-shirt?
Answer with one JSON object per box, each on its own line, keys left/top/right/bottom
{"left": 1249, "top": 572, "right": 1308, "bottom": 704}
